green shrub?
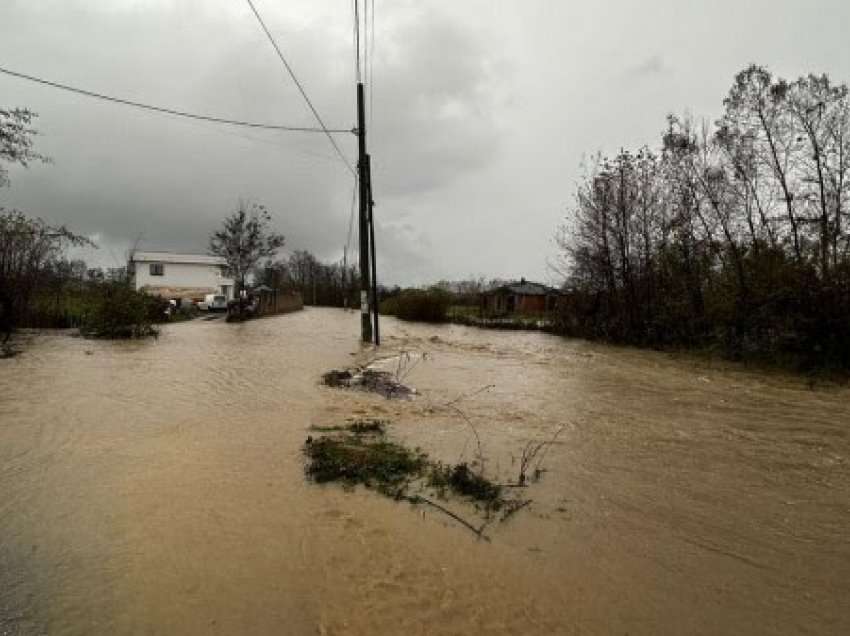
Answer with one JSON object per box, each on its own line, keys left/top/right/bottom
{"left": 79, "top": 283, "right": 163, "bottom": 338}
{"left": 428, "top": 462, "right": 504, "bottom": 510}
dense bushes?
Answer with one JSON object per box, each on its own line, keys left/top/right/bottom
{"left": 79, "top": 283, "right": 165, "bottom": 338}
{"left": 379, "top": 288, "right": 451, "bottom": 322}
{"left": 556, "top": 256, "right": 850, "bottom": 370}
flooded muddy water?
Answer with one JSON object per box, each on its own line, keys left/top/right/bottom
{"left": 1, "top": 308, "right": 848, "bottom": 634}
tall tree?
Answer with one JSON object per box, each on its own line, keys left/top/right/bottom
{"left": 209, "top": 201, "right": 285, "bottom": 295}
{"left": 721, "top": 66, "right": 803, "bottom": 262}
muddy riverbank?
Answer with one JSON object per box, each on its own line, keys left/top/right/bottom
{"left": 1, "top": 308, "right": 848, "bottom": 634}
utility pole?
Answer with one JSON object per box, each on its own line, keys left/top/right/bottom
{"left": 357, "top": 81, "right": 372, "bottom": 342}
{"left": 365, "top": 154, "right": 380, "bottom": 345}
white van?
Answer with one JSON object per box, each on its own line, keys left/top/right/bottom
{"left": 199, "top": 294, "right": 228, "bottom": 312}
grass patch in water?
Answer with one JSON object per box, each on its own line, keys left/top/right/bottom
{"left": 347, "top": 419, "right": 387, "bottom": 434}
{"left": 304, "top": 434, "right": 427, "bottom": 493}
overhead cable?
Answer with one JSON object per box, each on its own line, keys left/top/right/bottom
{"left": 0, "top": 65, "right": 351, "bottom": 134}
{"left": 243, "top": 0, "right": 356, "bottom": 176}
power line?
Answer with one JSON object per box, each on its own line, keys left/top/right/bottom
{"left": 0, "top": 65, "right": 351, "bottom": 134}
{"left": 243, "top": 0, "right": 356, "bottom": 177}
{"left": 165, "top": 111, "right": 343, "bottom": 164}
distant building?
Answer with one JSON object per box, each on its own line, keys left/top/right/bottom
{"left": 129, "top": 251, "right": 234, "bottom": 301}
{"left": 106, "top": 266, "right": 128, "bottom": 283}
{"left": 480, "top": 278, "right": 561, "bottom": 315}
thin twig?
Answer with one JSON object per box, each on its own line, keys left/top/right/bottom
{"left": 532, "top": 424, "right": 567, "bottom": 474}
{"left": 401, "top": 494, "right": 491, "bottom": 542}
{"left": 518, "top": 440, "right": 538, "bottom": 485}
{"left": 445, "top": 383, "right": 495, "bottom": 408}
{"left": 500, "top": 499, "right": 532, "bottom": 522}
{"left": 457, "top": 436, "right": 470, "bottom": 465}
{"left": 447, "top": 404, "right": 485, "bottom": 475}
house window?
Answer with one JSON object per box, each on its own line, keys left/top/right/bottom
{"left": 149, "top": 263, "right": 164, "bottom": 276}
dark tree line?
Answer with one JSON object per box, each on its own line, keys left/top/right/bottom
{"left": 256, "top": 250, "right": 361, "bottom": 308}
{"left": 556, "top": 65, "right": 850, "bottom": 370}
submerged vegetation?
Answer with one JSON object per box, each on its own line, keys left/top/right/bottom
{"left": 309, "top": 419, "right": 387, "bottom": 434}
{"left": 304, "top": 433, "right": 427, "bottom": 493}
{"left": 428, "top": 462, "right": 504, "bottom": 511}
{"left": 304, "top": 413, "right": 546, "bottom": 538}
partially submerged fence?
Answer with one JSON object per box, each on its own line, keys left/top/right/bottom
{"left": 227, "top": 289, "right": 303, "bottom": 321}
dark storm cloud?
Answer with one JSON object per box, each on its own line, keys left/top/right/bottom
{"left": 368, "top": 10, "right": 505, "bottom": 196}
{"left": 0, "top": 0, "right": 504, "bottom": 280}
{"left": 3, "top": 0, "right": 850, "bottom": 284}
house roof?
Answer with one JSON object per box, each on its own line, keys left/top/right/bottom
{"left": 486, "top": 280, "right": 561, "bottom": 296}
{"left": 131, "top": 251, "right": 226, "bottom": 266}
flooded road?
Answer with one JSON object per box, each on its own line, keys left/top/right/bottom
{"left": 1, "top": 307, "right": 848, "bottom": 634}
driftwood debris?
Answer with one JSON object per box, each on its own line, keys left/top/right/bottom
{"left": 321, "top": 368, "right": 415, "bottom": 399}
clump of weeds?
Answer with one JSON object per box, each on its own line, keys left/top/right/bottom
{"left": 429, "top": 462, "right": 504, "bottom": 512}
{"left": 309, "top": 418, "right": 387, "bottom": 435}
{"left": 304, "top": 434, "right": 426, "bottom": 494}
{"left": 347, "top": 419, "right": 387, "bottom": 434}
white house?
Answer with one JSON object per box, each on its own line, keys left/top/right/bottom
{"left": 129, "top": 251, "right": 234, "bottom": 301}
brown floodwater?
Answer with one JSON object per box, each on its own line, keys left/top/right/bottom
{"left": 1, "top": 308, "right": 848, "bottom": 635}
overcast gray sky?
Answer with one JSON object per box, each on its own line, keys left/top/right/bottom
{"left": 2, "top": 0, "right": 849, "bottom": 285}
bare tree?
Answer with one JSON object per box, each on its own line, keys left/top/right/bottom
{"left": 209, "top": 201, "right": 285, "bottom": 295}
{"left": 0, "top": 209, "right": 90, "bottom": 342}
{"left": 721, "top": 66, "right": 804, "bottom": 262}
